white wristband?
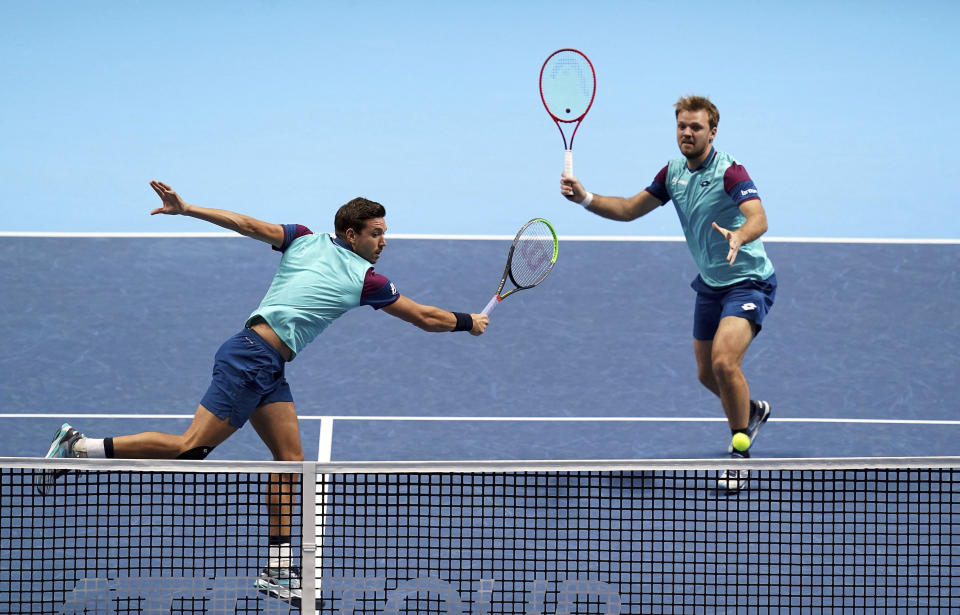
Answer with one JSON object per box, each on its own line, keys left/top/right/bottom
{"left": 580, "top": 192, "right": 594, "bottom": 208}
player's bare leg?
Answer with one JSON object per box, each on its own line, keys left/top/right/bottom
{"left": 106, "top": 404, "right": 237, "bottom": 458}
{"left": 694, "top": 316, "right": 755, "bottom": 431}
{"left": 249, "top": 401, "right": 305, "bottom": 539}
{"left": 249, "top": 401, "right": 307, "bottom": 605}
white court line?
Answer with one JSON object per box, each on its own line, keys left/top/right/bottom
{"left": 4, "top": 413, "right": 960, "bottom": 425}
{"left": 1, "top": 232, "right": 958, "bottom": 244}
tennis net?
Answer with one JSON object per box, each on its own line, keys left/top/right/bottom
{"left": 2, "top": 457, "right": 959, "bottom": 614}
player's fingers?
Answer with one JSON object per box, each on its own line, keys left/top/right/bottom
{"left": 470, "top": 314, "right": 489, "bottom": 335}
{"left": 561, "top": 177, "right": 581, "bottom": 199}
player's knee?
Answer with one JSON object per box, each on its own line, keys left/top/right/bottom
{"left": 274, "top": 450, "right": 305, "bottom": 462}
{"left": 711, "top": 356, "right": 740, "bottom": 381}
{"left": 697, "top": 366, "right": 714, "bottom": 388}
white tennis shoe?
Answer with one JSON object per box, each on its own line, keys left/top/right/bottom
{"left": 718, "top": 450, "right": 750, "bottom": 492}
{"left": 256, "top": 566, "right": 303, "bottom": 606}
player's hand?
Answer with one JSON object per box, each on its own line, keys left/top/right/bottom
{"left": 149, "top": 181, "right": 188, "bottom": 216}
{"left": 712, "top": 222, "right": 743, "bottom": 265}
{"left": 560, "top": 174, "right": 587, "bottom": 203}
{"left": 469, "top": 313, "right": 489, "bottom": 336}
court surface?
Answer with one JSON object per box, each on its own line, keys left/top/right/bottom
{"left": 1, "top": 236, "right": 958, "bottom": 462}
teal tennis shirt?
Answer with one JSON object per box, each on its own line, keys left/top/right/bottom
{"left": 245, "top": 231, "right": 378, "bottom": 359}
{"left": 646, "top": 148, "right": 774, "bottom": 287}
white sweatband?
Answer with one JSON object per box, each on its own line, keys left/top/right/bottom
{"left": 580, "top": 192, "right": 594, "bottom": 208}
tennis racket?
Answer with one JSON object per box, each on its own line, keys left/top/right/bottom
{"left": 539, "top": 48, "right": 596, "bottom": 191}
{"left": 481, "top": 218, "right": 559, "bottom": 316}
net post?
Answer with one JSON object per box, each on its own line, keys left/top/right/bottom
{"left": 300, "top": 460, "right": 318, "bottom": 611}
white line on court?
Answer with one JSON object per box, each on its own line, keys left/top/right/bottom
{"left": 1, "top": 232, "right": 958, "bottom": 244}
{"left": 4, "top": 413, "right": 960, "bottom": 425}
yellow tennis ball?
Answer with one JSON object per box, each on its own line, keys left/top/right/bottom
{"left": 731, "top": 433, "right": 751, "bottom": 452}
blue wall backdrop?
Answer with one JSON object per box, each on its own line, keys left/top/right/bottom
{"left": 2, "top": 1, "right": 958, "bottom": 239}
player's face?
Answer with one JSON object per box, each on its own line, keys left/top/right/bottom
{"left": 676, "top": 109, "right": 716, "bottom": 161}
{"left": 349, "top": 218, "right": 387, "bottom": 264}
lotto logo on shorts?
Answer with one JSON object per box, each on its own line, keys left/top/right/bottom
{"left": 741, "top": 303, "right": 757, "bottom": 311}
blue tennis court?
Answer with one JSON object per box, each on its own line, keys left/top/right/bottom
{"left": 1, "top": 236, "right": 958, "bottom": 461}
{"left": 2, "top": 236, "right": 959, "bottom": 614}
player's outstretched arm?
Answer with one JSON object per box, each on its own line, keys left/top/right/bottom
{"left": 382, "top": 295, "right": 488, "bottom": 336}
{"left": 559, "top": 175, "right": 662, "bottom": 221}
{"left": 149, "top": 180, "right": 285, "bottom": 248}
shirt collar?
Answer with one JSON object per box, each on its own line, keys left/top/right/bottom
{"left": 687, "top": 146, "right": 717, "bottom": 171}
{"left": 331, "top": 235, "right": 355, "bottom": 252}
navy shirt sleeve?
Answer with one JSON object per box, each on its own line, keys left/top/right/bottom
{"left": 273, "top": 224, "right": 313, "bottom": 252}
{"left": 361, "top": 269, "right": 400, "bottom": 309}
{"left": 723, "top": 163, "right": 761, "bottom": 205}
{"left": 644, "top": 165, "right": 670, "bottom": 204}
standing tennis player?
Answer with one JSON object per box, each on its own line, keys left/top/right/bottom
{"left": 559, "top": 96, "right": 775, "bottom": 492}
{"left": 41, "top": 180, "right": 489, "bottom": 604}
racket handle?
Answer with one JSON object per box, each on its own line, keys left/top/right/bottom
{"left": 481, "top": 295, "right": 500, "bottom": 316}
{"left": 563, "top": 149, "right": 573, "bottom": 178}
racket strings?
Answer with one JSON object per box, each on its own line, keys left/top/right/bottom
{"left": 541, "top": 52, "right": 595, "bottom": 119}
{"left": 510, "top": 222, "right": 556, "bottom": 287}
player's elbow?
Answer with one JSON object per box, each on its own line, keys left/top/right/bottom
{"left": 234, "top": 216, "right": 261, "bottom": 238}
{"left": 751, "top": 213, "right": 768, "bottom": 238}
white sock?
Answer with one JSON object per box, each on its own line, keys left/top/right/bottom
{"left": 268, "top": 542, "right": 292, "bottom": 569}
{"left": 76, "top": 438, "right": 105, "bottom": 458}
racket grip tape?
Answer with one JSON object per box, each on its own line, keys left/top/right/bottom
{"left": 481, "top": 295, "right": 500, "bottom": 316}
{"left": 563, "top": 149, "right": 573, "bottom": 178}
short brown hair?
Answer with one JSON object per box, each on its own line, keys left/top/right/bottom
{"left": 334, "top": 197, "right": 386, "bottom": 239}
{"left": 674, "top": 95, "right": 719, "bottom": 129}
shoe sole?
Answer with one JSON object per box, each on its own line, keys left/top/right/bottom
{"left": 256, "top": 587, "right": 324, "bottom": 609}
{"left": 256, "top": 586, "right": 301, "bottom": 607}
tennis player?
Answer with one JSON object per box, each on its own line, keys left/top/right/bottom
{"left": 559, "top": 96, "right": 776, "bottom": 492}
{"left": 41, "top": 180, "right": 489, "bottom": 604}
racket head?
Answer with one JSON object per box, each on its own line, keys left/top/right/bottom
{"left": 539, "top": 49, "right": 596, "bottom": 124}
{"left": 506, "top": 218, "right": 559, "bottom": 291}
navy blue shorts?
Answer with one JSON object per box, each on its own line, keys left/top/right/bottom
{"left": 691, "top": 273, "right": 777, "bottom": 341}
{"left": 200, "top": 328, "right": 294, "bottom": 428}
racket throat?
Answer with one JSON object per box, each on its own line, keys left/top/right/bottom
{"left": 481, "top": 295, "right": 501, "bottom": 316}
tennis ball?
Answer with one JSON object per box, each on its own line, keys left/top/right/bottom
{"left": 731, "top": 433, "right": 751, "bottom": 452}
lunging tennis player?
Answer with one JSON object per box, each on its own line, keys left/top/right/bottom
{"left": 41, "top": 181, "right": 489, "bottom": 605}
{"left": 559, "top": 96, "right": 776, "bottom": 492}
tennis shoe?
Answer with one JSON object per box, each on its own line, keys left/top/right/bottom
{"left": 717, "top": 451, "right": 749, "bottom": 492}
{"left": 727, "top": 400, "right": 772, "bottom": 453}
{"left": 256, "top": 566, "right": 303, "bottom": 606}
{"left": 35, "top": 423, "right": 85, "bottom": 494}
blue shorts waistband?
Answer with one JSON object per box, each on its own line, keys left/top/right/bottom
{"left": 242, "top": 327, "right": 287, "bottom": 364}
